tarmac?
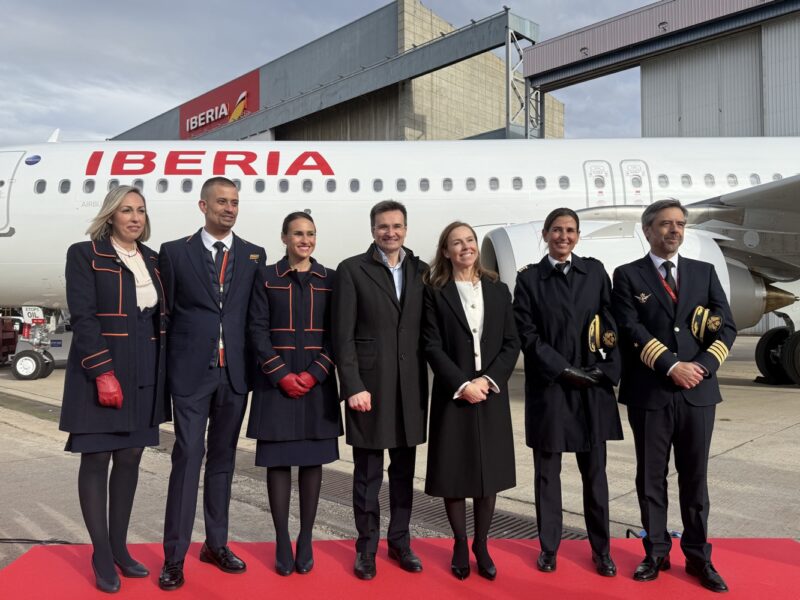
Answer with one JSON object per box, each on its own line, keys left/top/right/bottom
{"left": 0, "top": 336, "right": 798, "bottom": 571}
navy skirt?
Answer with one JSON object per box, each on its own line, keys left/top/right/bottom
{"left": 256, "top": 438, "right": 339, "bottom": 468}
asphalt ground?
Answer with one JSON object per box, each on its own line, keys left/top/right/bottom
{"left": 0, "top": 336, "right": 798, "bottom": 571}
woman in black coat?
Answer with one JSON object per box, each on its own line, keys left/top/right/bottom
{"left": 513, "top": 208, "right": 623, "bottom": 578}
{"left": 423, "top": 221, "right": 520, "bottom": 581}
{"left": 59, "top": 185, "right": 169, "bottom": 593}
{"left": 247, "top": 211, "right": 341, "bottom": 576}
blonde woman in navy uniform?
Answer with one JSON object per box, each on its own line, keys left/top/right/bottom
{"left": 60, "top": 185, "right": 169, "bottom": 593}
{"left": 247, "top": 211, "right": 341, "bottom": 576}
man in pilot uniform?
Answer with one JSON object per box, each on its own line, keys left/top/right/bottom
{"left": 158, "top": 177, "right": 266, "bottom": 590}
{"left": 612, "top": 199, "right": 735, "bottom": 593}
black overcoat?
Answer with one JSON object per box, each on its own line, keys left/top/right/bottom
{"left": 246, "top": 257, "right": 343, "bottom": 441}
{"left": 59, "top": 239, "right": 170, "bottom": 434}
{"left": 513, "top": 254, "right": 623, "bottom": 453}
{"left": 423, "top": 277, "right": 519, "bottom": 498}
{"left": 332, "top": 245, "right": 429, "bottom": 449}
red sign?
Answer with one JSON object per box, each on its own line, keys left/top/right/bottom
{"left": 179, "top": 70, "right": 260, "bottom": 139}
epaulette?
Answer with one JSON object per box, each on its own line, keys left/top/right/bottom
{"left": 518, "top": 264, "right": 533, "bottom": 273}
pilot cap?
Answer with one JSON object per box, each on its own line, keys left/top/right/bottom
{"left": 691, "top": 305, "right": 723, "bottom": 342}
{"left": 588, "top": 312, "right": 617, "bottom": 353}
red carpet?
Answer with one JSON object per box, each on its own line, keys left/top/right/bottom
{"left": 1, "top": 538, "right": 797, "bottom": 599}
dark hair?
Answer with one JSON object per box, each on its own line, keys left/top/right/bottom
{"left": 281, "top": 211, "right": 315, "bottom": 234}
{"left": 370, "top": 200, "right": 407, "bottom": 228}
{"left": 423, "top": 221, "right": 498, "bottom": 289}
{"left": 200, "top": 176, "right": 237, "bottom": 200}
{"left": 641, "top": 198, "right": 688, "bottom": 228}
{"left": 543, "top": 207, "right": 580, "bottom": 233}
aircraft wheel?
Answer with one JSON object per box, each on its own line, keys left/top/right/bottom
{"left": 755, "top": 327, "right": 792, "bottom": 384}
{"left": 40, "top": 351, "right": 56, "bottom": 378}
{"left": 780, "top": 331, "right": 800, "bottom": 385}
{"left": 11, "top": 350, "right": 44, "bottom": 380}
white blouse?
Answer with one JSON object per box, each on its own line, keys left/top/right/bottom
{"left": 113, "top": 242, "right": 158, "bottom": 310}
{"left": 455, "top": 280, "right": 485, "bottom": 371}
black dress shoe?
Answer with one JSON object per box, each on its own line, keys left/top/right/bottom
{"left": 591, "top": 552, "right": 617, "bottom": 577}
{"left": 537, "top": 551, "right": 557, "bottom": 573}
{"left": 158, "top": 560, "right": 184, "bottom": 591}
{"left": 199, "top": 542, "right": 247, "bottom": 574}
{"left": 388, "top": 545, "right": 423, "bottom": 572}
{"left": 113, "top": 557, "right": 149, "bottom": 578}
{"left": 450, "top": 537, "right": 470, "bottom": 580}
{"left": 633, "top": 555, "right": 670, "bottom": 582}
{"left": 92, "top": 554, "right": 121, "bottom": 594}
{"left": 472, "top": 538, "right": 496, "bottom": 581}
{"left": 686, "top": 561, "right": 729, "bottom": 593}
{"left": 354, "top": 552, "right": 376, "bottom": 580}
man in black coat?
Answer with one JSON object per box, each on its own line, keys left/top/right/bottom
{"left": 612, "top": 199, "right": 736, "bottom": 593}
{"left": 332, "top": 200, "right": 429, "bottom": 580}
{"left": 158, "top": 177, "right": 266, "bottom": 591}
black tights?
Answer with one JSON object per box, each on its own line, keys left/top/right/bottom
{"left": 78, "top": 447, "right": 144, "bottom": 579}
{"left": 444, "top": 496, "right": 497, "bottom": 566}
{"left": 267, "top": 466, "right": 322, "bottom": 565}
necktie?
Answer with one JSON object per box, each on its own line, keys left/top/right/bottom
{"left": 213, "top": 241, "right": 226, "bottom": 284}
{"left": 555, "top": 261, "right": 569, "bottom": 274}
{"left": 663, "top": 260, "right": 677, "bottom": 295}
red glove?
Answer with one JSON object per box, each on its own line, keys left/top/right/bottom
{"left": 278, "top": 373, "right": 310, "bottom": 399}
{"left": 297, "top": 371, "right": 317, "bottom": 390}
{"left": 96, "top": 371, "right": 123, "bottom": 409}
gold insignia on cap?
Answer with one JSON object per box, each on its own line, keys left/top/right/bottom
{"left": 707, "top": 316, "right": 722, "bottom": 332}
{"left": 636, "top": 292, "right": 651, "bottom": 304}
{"left": 588, "top": 314, "right": 601, "bottom": 353}
{"left": 603, "top": 331, "right": 617, "bottom": 349}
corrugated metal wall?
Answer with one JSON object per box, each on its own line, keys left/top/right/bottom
{"left": 763, "top": 14, "right": 800, "bottom": 135}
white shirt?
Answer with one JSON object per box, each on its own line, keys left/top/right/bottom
{"left": 201, "top": 228, "right": 234, "bottom": 258}
{"left": 376, "top": 246, "right": 406, "bottom": 300}
{"left": 649, "top": 252, "right": 679, "bottom": 289}
{"left": 547, "top": 253, "right": 573, "bottom": 275}
{"left": 452, "top": 280, "right": 500, "bottom": 399}
{"left": 110, "top": 240, "right": 158, "bottom": 310}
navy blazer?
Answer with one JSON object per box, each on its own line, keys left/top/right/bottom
{"left": 159, "top": 229, "right": 266, "bottom": 396}
{"left": 59, "top": 239, "right": 170, "bottom": 434}
{"left": 612, "top": 254, "right": 737, "bottom": 409}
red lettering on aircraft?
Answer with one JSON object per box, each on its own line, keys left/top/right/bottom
{"left": 85, "top": 151, "right": 103, "bottom": 176}
{"left": 111, "top": 151, "right": 157, "bottom": 175}
{"left": 266, "top": 151, "right": 280, "bottom": 176}
{"left": 164, "top": 150, "right": 205, "bottom": 175}
{"left": 285, "top": 151, "right": 334, "bottom": 176}
{"left": 212, "top": 151, "right": 258, "bottom": 176}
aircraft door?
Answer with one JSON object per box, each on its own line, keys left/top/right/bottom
{"left": 620, "top": 159, "right": 653, "bottom": 205}
{"left": 583, "top": 160, "right": 615, "bottom": 207}
{"left": 0, "top": 151, "right": 25, "bottom": 236}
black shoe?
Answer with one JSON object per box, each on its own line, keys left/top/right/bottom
{"left": 158, "top": 560, "right": 184, "bottom": 591}
{"left": 451, "top": 537, "right": 470, "bottom": 580}
{"left": 388, "top": 545, "right": 423, "bottom": 573}
{"left": 633, "top": 555, "right": 670, "bottom": 582}
{"left": 295, "top": 539, "right": 314, "bottom": 575}
{"left": 274, "top": 540, "right": 294, "bottom": 576}
{"left": 199, "top": 542, "right": 247, "bottom": 574}
{"left": 537, "top": 551, "right": 557, "bottom": 573}
{"left": 591, "top": 552, "right": 617, "bottom": 577}
{"left": 113, "top": 557, "right": 149, "bottom": 578}
{"left": 472, "top": 538, "right": 496, "bottom": 580}
{"left": 686, "top": 561, "right": 729, "bottom": 593}
{"left": 354, "top": 552, "right": 376, "bottom": 580}
{"left": 91, "top": 554, "right": 120, "bottom": 594}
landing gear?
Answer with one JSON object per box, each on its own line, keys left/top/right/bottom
{"left": 11, "top": 350, "right": 44, "bottom": 380}
{"left": 40, "top": 350, "right": 56, "bottom": 378}
{"left": 755, "top": 327, "right": 800, "bottom": 385}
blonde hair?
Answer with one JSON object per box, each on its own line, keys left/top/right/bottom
{"left": 423, "top": 221, "right": 498, "bottom": 289}
{"left": 86, "top": 185, "right": 150, "bottom": 242}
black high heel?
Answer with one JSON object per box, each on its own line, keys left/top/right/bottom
{"left": 472, "top": 538, "right": 497, "bottom": 581}
{"left": 275, "top": 541, "right": 295, "bottom": 576}
{"left": 295, "top": 539, "right": 314, "bottom": 574}
{"left": 92, "top": 554, "right": 121, "bottom": 593}
{"left": 451, "top": 536, "right": 470, "bottom": 580}
{"left": 113, "top": 556, "right": 149, "bottom": 578}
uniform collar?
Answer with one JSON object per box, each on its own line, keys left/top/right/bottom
{"left": 275, "top": 256, "right": 328, "bottom": 278}
{"left": 200, "top": 228, "right": 234, "bottom": 252}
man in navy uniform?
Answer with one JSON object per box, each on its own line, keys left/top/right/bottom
{"left": 158, "top": 177, "right": 266, "bottom": 590}
{"left": 612, "top": 199, "right": 735, "bottom": 593}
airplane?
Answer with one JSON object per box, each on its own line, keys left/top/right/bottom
{"left": 1, "top": 137, "right": 799, "bottom": 384}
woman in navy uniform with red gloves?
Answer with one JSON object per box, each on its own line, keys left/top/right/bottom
{"left": 59, "top": 185, "right": 169, "bottom": 593}
{"left": 513, "top": 207, "right": 623, "bottom": 578}
{"left": 247, "top": 211, "right": 341, "bottom": 576}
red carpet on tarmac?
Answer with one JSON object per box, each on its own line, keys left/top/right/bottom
{"left": 1, "top": 537, "right": 797, "bottom": 599}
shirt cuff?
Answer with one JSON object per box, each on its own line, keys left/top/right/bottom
{"left": 482, "top": 375, "right": 500, "bottom": 393}
{"left": 666, "top": 362, "right": 678, "bottom": 376}
{"left": 453, "top": 381, "right": 471, "bottom": 399}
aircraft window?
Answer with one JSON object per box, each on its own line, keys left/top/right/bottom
{"left": 466, "top": 177, "right": 476, "bottom": 191}
{"left": 0, "top": 180, "right": 4, "bottom": 188}
{"left": 631, "top": 175, "right": 642, "bottom": 188}
{"left": 156, "top": 179, "right": 168, "bottom": 193}
{"left": 594, "top": 176, "right": 605, "bottom": 189}
{"left": 704, "top": 174, "right": 715, "bottom": 187}
{"left": 279, "top": 179, "right": 289, "bottom": 193}
{"left": 443, "top": 178, "right": 453, "bottom": 192}
{"left": 132, "top": 178, "right": 144, "bottom": 191}
{"left": 34, "top": 179, "right": 46, "bottom": 194}
{"left": 302, "top": 179, "right": 313, "bottom": 193}
{"left": 349, "top": 179, "right": 360, "bottom": 193}
{"left": 772, "top": 173, "right": 783, "bottom": 181}
{"left": 229, "top": 179, "right": 239, "bottom": 190}
{"left": 396, "top": 178, "right": 406, "bottom": 192}
{"left": 681, "top": 174, "right": 692, "bottom": 188}
{"left": 535, "top": 176, "right": 546, "bottom": 190}
{"left": 107, "top": 179, "right": 119, "bottom": 191}
{"left": 559, "top": 176, "right": 570, "bottom": 190}
{"left": 489, "top": 177, "right": 499, "bottom": 191}
{"left": 657, "top": 174, "right": 669, "bottom": 188}
{"left": 59, "top": 179, "right": 71, "bottom": 194}
{"left": 512, "top": 177, "right": 523, "bottom": 191}
{"left": 373, "top": 179, "right": 383, "bottom": 192}
{"left": 254, "top": 179, "right": 266, "bottom": 193}
{"left": 727, "top": 174, "right": 738, "bottom": 187}
{"left": 83, "top": 179, "right": 95, "bottom": 194}
{"left": 181, "top": 179, "right": 193, "bottom": 193}
{"left": 324, "top": 179, "right": 336, "bottom": 193}
{"left": 419, "top": 178, "right": 430, "bottom": 192}
{"left": 749, "top": 173, "right": 760, "bottom": 186}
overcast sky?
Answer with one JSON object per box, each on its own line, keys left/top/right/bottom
{"left": 0, "top": 0, "right": 648, "bottom": 146}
